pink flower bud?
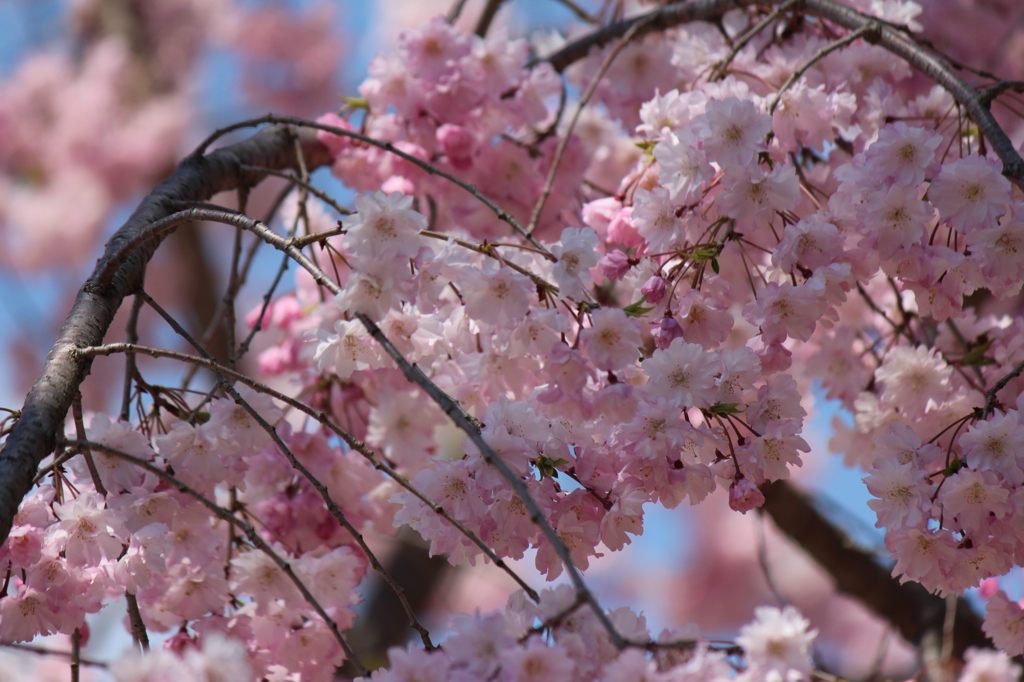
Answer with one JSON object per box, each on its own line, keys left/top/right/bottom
{"left": 758, "top": 342, "right": 793, "bottom": 373}
{"left": 315, "top": 113, "right": 353, "bottom": 156}
{"left": 388, "top": 141, "right": 429, "bottom": 182}
{"left": 607, "top": 207, "right": 642, "bottom": 248}
{"left": 437, "top": 124, "right": 474, "bottom": 169}
{"left": 652, "top": 315, "right": 683, "bottom": 350}
{"left": 729, "top": 478, "right": 765, "bottom": 514}
{"left": 163, "top": 631, "right": 199, "bottom": 656}
{"left": 599, "top": 250, "right": 631, "bottom": 281}
{"left": 270, "top": 296, "right": 303, "bottom": 331}
{"left": 582, "top": 197, "right": 622, "bottom": 236}
{"left": 641, "top": 276, "right": 667, "bottom": 304}
{"left": 381, "top": 175, "right": 416, "bottom": 195}
{"left": 980, "top": 577, "right": 1000, "bottom": 600}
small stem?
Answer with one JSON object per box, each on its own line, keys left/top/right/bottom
{"left": 59, "top": 438, "right": 369, "bottom": 677}
{"left": 527, "top": 16, "right": 653, "bottom": 236}
{"left": 125, "top": 592, "right": 150, "bottom": 651}
{"left": 72, "top": 392, "right": 107, "bottom": 498}
{"left": 71, "top": 627, "right": 81, "bottom": 682}
{"left": 769, "top": 24, "right": 878, "bottom": 115}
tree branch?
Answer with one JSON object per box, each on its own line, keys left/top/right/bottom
{"left": 760, "top": 480, "right": 990, "bottom": 659}
{"left": 539, "top": 0, "right": 1024, "bottom": 185}
{"left": 0, "top": 126, "right": 331, "bottom": 546}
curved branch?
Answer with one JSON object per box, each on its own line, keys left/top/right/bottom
{"left": 540, "top": 0, "right": 1024, "bottom": 184}
{"left": 0, "top": 126, "right": 332, "bottom": 546}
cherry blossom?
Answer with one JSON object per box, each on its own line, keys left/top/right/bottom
{"left": 641, "top": 338, "right": 719, "bottom": 409}
{"left": 736, "top": 605, "right": 817, "bottom": 682}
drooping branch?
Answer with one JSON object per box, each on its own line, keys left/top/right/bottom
{"left": 540, "top": 0, "right": 1024, "bottom": 184}
{"left": 0, "top": 126, "right": 332, "bottom": 546}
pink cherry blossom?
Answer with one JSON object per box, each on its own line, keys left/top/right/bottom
{"left": 581, "top": 308, "right": 643, "bottom": 371}
{"left": 874, "top": 344, "right": 952, "bottom": 416}
{"left": 344, "top": 190, "right": 427, "bottom": 259}
{"left": 654, "top": 128, "right": 713, "bottom": 202}
{"left": 641, "top": 337, "right": 719, "bottom": 409}
{"left": 728, "top": 477, "right": 766, "bottom": 514}
{"left": 929, "top": 155, "right": 1012, "bottom": 233}
{"left": 699, "top": 97, "right": 771, "bottom": 168}
{"left": 983, "top": 591, "right": 1024, "bottom": 656}
{"left": 958, "top": 647, "right": 1022, "bottom": 682}
{"left": 551, "top": 227, "right": 600, "bottom": 300}
{"left": 737, "top": 605, "right": 817, "bottom": 682}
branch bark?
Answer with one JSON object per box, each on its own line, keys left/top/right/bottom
{"left": 0, "top": 126, "right": 331, "bottom": 545}
{"left": 761, "top": 481, "right": 991, "bottom": 659}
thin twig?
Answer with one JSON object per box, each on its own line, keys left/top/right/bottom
{"left": 71, "top": 392, "right": 106, "bottom": 497}
{"left": 120, "top": 294, "right": 144, "bottom": 422}
{"left": 239, "top": 164, "right": 350, "bottom": 216}
{"left": 1, "top": 641, "right": 107, "bottom": 667}
{"left": 979, "top": 79, "right": 1024, "bottom": 107}
{"left": 58, "top": 438, "right": 369, "bottom": 677}
{"left": 420, "top": 230, "right": 557, "bottom": 293}
{"left": 527, "top": 16, "right": 653, "bottom": 236}
{"left": 769, "top": 23, "right": 878, "bottom": 115}
{"left": 552, "top": 0, "right": 598, "bottom": 24}
{"left": 190, "top": 115, "right": 553, "bottom": 256}
{"left": 230, "top": 247, "right": 295, "bottom": 365}
{"left": 223, "top": 194, "right": 245, "bottom": 365}
{"left": 125, "top": 592, "right": 150, "bottom": 651}
{"left": 754, "top": 509, "right": 788, "bottom": 607}
{"left": 71, "top": 627, "right": 81, "bottom": 682}
{"left": 446, "top": 0, "right": 470, "bottom": 24}
{"left": 941, "top": 593, "right": 957, "bottom": 668}
{"left": 982, "top": 356, "right": 1024, "bottom": 419}
{"left": 711, "top": 0, "right": 801, "bottom": 81}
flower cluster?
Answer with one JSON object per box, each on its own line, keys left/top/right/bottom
{"left": 0, "top": 387, "right": 376, "bottom": 679}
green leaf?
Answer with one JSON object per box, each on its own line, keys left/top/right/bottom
{"left": 961, "top": 339, "right": 995, "bottom": 367}
{"left": 342, "top": 95, "right": 369, "bottom": 109}
{"left": 707, "top": 402, "right": 743, "bottom": 416}
{"left": 623, "top": 294, "right": 656, "bottom": 317}
{"left": 634, "top": 140, "right": 656, "bottom": 154}
{"left": 536, "top": 457, "right": 569, "bottom": 479}
{"left": 711, "top": 258, "right": 720, "bottom": 274}
{"left": 689, "top": 245, "right": 721, "bottom": 263}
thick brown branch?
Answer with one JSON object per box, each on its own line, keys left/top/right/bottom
{"left": 760, "top": 480, "right": 990, "bottom": 659}
{"left": 0, "top": 126, "right": 331, "bottom": 546}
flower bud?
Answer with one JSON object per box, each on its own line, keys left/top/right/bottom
{"left": 729, "top": 477, "right": 765, "bottom": 514}
{"left": 641, "top": 276, "right": 666, "bottom": 304}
